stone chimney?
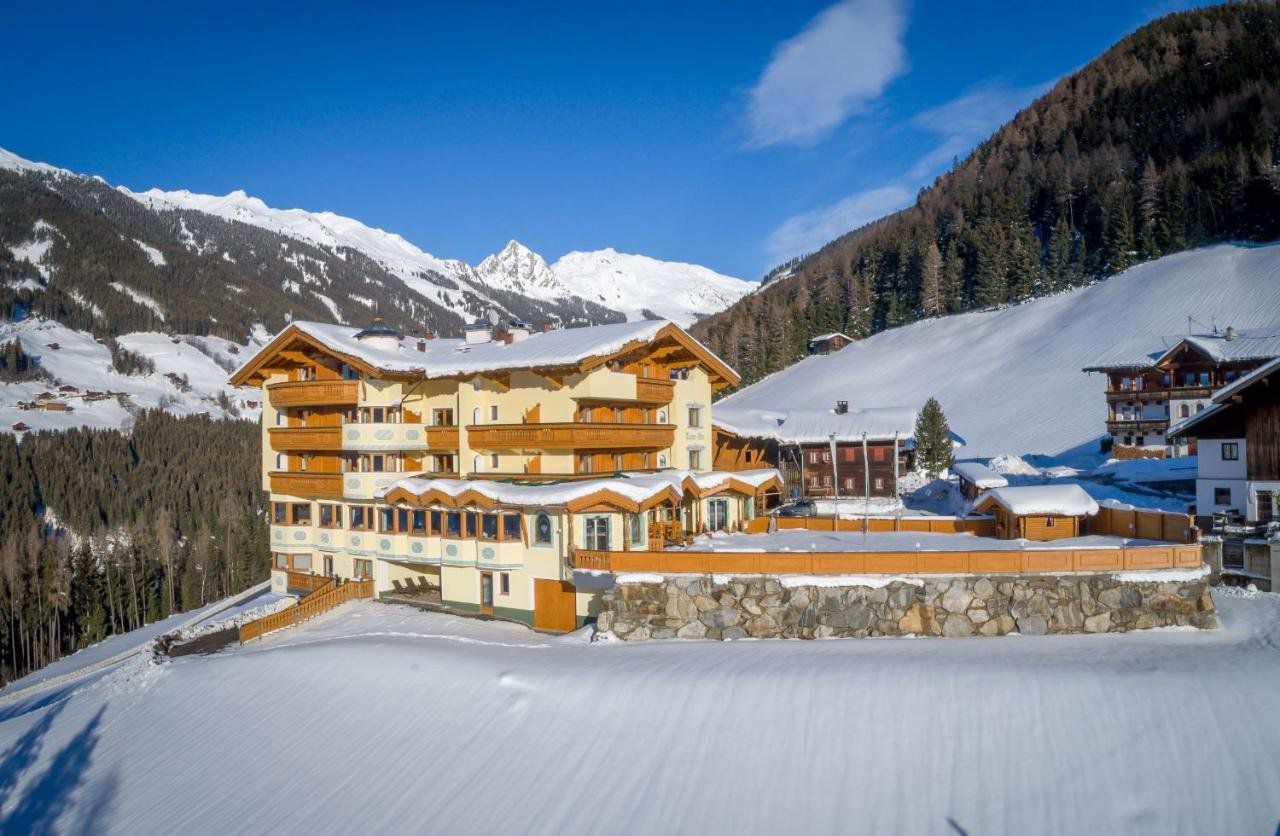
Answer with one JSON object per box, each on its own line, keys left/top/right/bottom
{"left": 416, "top": 339, "right": 426, "bottom": 352}
{"left": 835, "top": 400, "right": 849, "bottom": 414}
{"left": 1224, "top": 325, "right": 1236, "bottom": 341}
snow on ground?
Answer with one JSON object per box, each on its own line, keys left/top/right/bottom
{"left": 107, "top": 281, "right": 165, "bottom": 320}
{"left": 718, "top": 242, "right": 1280, "bottom": 463}
{"left": 131, "top": 238, "right": 166, "bottom": 267}
{"left": 0, "top": 592, "right": 1277, "bottom": 834}
{"left": 0, "top": 318, "right": 262, "bottom": 434}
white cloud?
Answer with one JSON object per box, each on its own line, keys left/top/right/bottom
{"left": 906, "top": 80, "right": 1053, "bottom": 179}
{"left": 766, "top": 185, "right": 913, "bottom": 265}
{"left": 745, "top": 0, "right": 909, "bottom": 149}
{"left": 765, "top": 79, "right": 1055, "bottom": 266}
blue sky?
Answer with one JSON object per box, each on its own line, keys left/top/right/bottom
{"left": 4, "top": 1, "right": 1210, "bottom": 279}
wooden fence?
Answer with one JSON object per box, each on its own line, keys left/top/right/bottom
{"left": 745, "top": 515, "right": 997, "bottom": 537}
{"left": 1085, "top": 507, "right": 1196, "bottom": 544}
{"left": 239, "top": 578, "right": 373, "bottom": 644}
{"left": 573, "top": 543, "right": 1202, "bottom": 576}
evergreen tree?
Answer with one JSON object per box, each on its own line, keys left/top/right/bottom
{"left": 918, "top": 241, "right": 943, "bottom": 317}
{"left": 914, "top": 398, "right": 955, "bottom": 478}
{"left": 1137, "top": 157, "right": 1162, "bottom": 259}
{"left": 1103, "top": 187, "right": 1136, "bottom": 274}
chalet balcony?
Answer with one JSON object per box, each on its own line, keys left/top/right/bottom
{"left": 269, "top": 471, "right": 344, "bottom": 499}
{"left": 268, "top": 426, "right": 342, "bottom": 452}
{"left": 1105, "top": 386, "right": 1212, "bottom": 402}
{"left": 267, "top": 380, "right": 360, "bottom": 408}
{"left": 1106, "top": 419, "right": 1168, "bottom": 435}
{"left": 635, "top": 378, "right": 675, "bottom": 404}
{"left": 465, "top": 422, "right": 676, "bottom": 451}
{"left": 340, "top": 422, "right": 459, "bottom": 452}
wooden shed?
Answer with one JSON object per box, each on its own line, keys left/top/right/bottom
{"left": 972, "top": 485, "right": 1100, "bottom": 541}
{"left": 953, "top": 461, "right": 1009, "bottom": 500}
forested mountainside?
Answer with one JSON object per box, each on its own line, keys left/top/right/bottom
{"left": 694, "top": 2, "right": 1280, "bottom": 386}
{"left": 0, "top": 412, "right": 268, "bottom": 684}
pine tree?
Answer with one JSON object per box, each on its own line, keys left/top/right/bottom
{"left": 914, "top": 398, "right": 955, "bottom": 478}
{"left": 1137, "top": 157, "right": 1161, "bottom": 260}
{"left": 1103, "top": 188, "right": 1136, "bottom": 274}
{"left": 918, "top": 241, "right": 942, "bottom": 317}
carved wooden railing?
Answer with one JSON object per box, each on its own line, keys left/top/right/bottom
{"left": 269, "top": 426, "right": 342, "bottom": 451}
{"left": 635, "top": 378, "right": 675, "bottom": 404}
{"left": 269, "top": 471, "right": 344, "bottom": 499}
{"left": 466, "top": 423, "right": 675, "bottom": 450}
{"left": 267, "top": 380, "right": 360, "bottom": 407}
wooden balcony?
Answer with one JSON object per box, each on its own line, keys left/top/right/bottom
{"left": 267, "top": 380, "right": 359, "bottom": 408}
{"left": 269, "top": 471, "right": 344, "bottom": 499}
{"left": 1106, "top": 419, "right": 1168, "bottom": 434}
{"left": 427, "top": 426, "right": 460, "bottom": 449}
{"left": 269, "top": 426, "right": 342, "bottom": 452}
{"left": 1105, "top": 386, "right": 1211, "bottom": 402}
{"left": 466, "top": 422, "right": 675, "bottom": 450}
{"left": 635, "top": 378, "right": 675, "bottom": 404}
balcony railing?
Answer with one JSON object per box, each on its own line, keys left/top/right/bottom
{"left": 466, "top": 422, "right": 675, "bottom": 450}
{"left": 267, "top": 380, "right": 360, "bottom": 407}
{"left": 269, "top": 471, "right": 344, "bottom": 499}
{"left": 635, "top": 378, "right": 675, "bottom": 404}
{"left": 268, "top": 426, "right": 342, "bottom": 452}
{"left": 1106, "top": 385, "right": 1212, "bottom": 401}
{"left": 340, "top": 423, "right": 460, "bottom": 451}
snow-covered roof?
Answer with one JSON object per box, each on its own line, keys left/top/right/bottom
{"left": 232, "top": 318, "right": 739, "bottom": 386}
{"left": 808, "top": 332, "right": 853, "bottom": 344}
{"left": 714, "top": 406, "right": 917, "bottom": 444}
{"left": 973, "top": 485, "right": 1100, "bottom": 517}
{"left": 952, "top": 461, "right": 1009, "bottom": 489}
{"left": 1084, "top": 323, "right": 1280, "bottom": 371}
{"left": 377, "top": 469, "right": 781, "bottom": 509}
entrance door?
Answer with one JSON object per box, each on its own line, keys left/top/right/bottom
{"left": 533, "top": 579, "right": 578, "bottom": 632}
{"left": 323, "top": 556, "right": 333, "bottom": 576}
{"left": 480, "top": 572, "right": 495, "bottom": 614}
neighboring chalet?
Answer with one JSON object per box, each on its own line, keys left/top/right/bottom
{"left": 972, "top": 485, "right": 1100, "bottom": 541}
{"left": 1083, "top": 324, "right": 1280, "bottom": 458}
{"left": 953, "top": 461, "right": 1009, "bottom": 500}
{"left": 1169, "top": 356, "right": 1280, "bottom": 528}
{"left": 230, "top": 315, "right": 784, "bottom": 630}
{"left": 712, "top": 402, "right": 917, "bottom": 499}
{"left": 807, "top": 332, "right": 854, "bottom": 355}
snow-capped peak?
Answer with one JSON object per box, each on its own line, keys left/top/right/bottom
{"left": 475, "top": 240, "right": 565, "bottom": 296}
{"left": 0, "top": 146, "right": 72, "bottom": 177}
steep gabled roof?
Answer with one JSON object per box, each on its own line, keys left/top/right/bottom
{"left": 1167, "top": 355, "right": 1280, "bottom": 438}
{"left": 230, "top": 319, "right": 740, "bottom": 389}
{"left": 1083, "top": 323, "right": 1280, "bottom": 372}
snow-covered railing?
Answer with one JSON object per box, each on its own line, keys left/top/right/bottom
{"left": 239, "top": 578, "right": 372, "bottom": 643}
{"left": 745, "top": 515, "right": 997, "bottom": 537}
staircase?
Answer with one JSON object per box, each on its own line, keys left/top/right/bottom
{"left": 239, "top": 577, "right": 374, "bottom": 643}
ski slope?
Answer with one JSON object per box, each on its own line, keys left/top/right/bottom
{"left": 0, "top": 593, "right": 1277, "bottom": 834}
{"left": 717, "top": 242, "right": 1280, "bottom": 462}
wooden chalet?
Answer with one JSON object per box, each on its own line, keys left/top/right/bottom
{"left": 807, "top": 332, "right": 854, "bottom": 355}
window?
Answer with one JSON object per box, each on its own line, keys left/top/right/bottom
{"left": 1196, "top": 403, "right": 1205, "bottom": 413}
{"left": 398, "top": 508, "right": 409, "bottom": 533}
{"left": 614, "top": 453, "right": 624, "bottom": 471}
{"left": 432, "top": 408, "right": 455, "bottom": 427}
{"left": 291, "top": 503, "right": 311, "bottom": 525}
{"left": 353, "top": 559, "right": 372, "bottom": 579}
{"left": 874, "top": 477, "right": 884, "bottom": 491}
{"left": 503, "top": 514, "right": 521, "bottom": 541}
{"left": 1225, "top": 370, "right": 1238, "bottom": 382}
{"left": 578, "top": 454, "right": 593, "bottom": 473}
{"left": 319, "top": 504, "right": 336, "bottom": 528}
{"left": 298, "top": 454, "right": 310, "bottom": 472}
{"left": 707, "top": 499, "right": 728, "bottom": 532}
{"left": 809, "top": 451, "right": 820, "bottom": 465}
{"left": 412, "top": 510, "right": 427, "bottom": 534}
{"left": 446, "top": 511, "right": 462, "bottom": 537}
{"left": 1221, "top": 442, "right": 1239, "bottom": 461}
{"left": 499, "top": 572, "right": 510, "bottom": 596}
{"left": 1214, "top": 487, "right": 1232, "bottom": 506}
{"left": 1044, "top": 517, "right": 1056, "bottom": 527}
{"left": 872, "top": 446, "right": 886, "bottom": 462}
{"left": 584, "top": 516, "right": 610, "bottom": 550}
{"left": 489, "top": 404, "right": 499, "bottom": 421}
{"left": 481, "top": 513, "right": 499, "bottom": 540}
{"left": 614, "top": 407, "right": 624, "bottom": 423}
{"left": 349, "top": 506, "right": 373, "bottom": 530}
{"left": 1198, "top": 372, "right": 1210, "bottom": 386}
{"left": 490, "top": 453, "right": 500, "bottom": 470}
{"left": 687, "top": 406, "right": 702, "bottom": 428}
{"left": 430, "top": 510, "right": 442, "bottom": 534}
{"left": 630, "top": 512, "right": 645, "bottom": 546}
{"left": 465, "top": 512, "right": 477, "bottom": 538}
{"left": 472, "top": 406, "right": 481, "bottom": 425}
{"left": 534, "top": 512, "right": 553, "bottom": 545}
{"left": 688, "top": 449, "right": 702, "bottom": 470}
{"left": 379, "top": 508, "right": 395, "bottom": 532}
{"left": 1257, "top": 491, "right": 1275, "bottom": 524}
{"left": 273, "top": 503, "right": 287, "bottom": 524}
{"left": 340, "top": 363, "right": 359, "bottom": 380}
{"left": 291, "top": 553, "right": 312, "bottom": 572}
{"left": 273, "top": 552, "right": 289, "bottom": 569}
{"left": 1179, "top": 404, "right": 1190, "bottom": 418}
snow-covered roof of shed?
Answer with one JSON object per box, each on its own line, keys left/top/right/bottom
{"left": 1083, "top": 323, "right": 1280, "bottom": 371}
{"left": 808, "top": 332, "right": 853, "bottom": 343}
{"left": 952, "top": 461, "right": 1009, "bottom": 489}
{"left": 972, "top": 484, "right": 1100, "bottom": 517}
{"left": 714, "top": 406, "right": 917, "bottom": 444}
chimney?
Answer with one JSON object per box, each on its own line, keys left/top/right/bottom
{"left": 508, "top": 319, "right": 531, "bottom": 342}
{"left": 416, "top": 339, "right": 426, "bottom": 352}
{"left": 464, "top": 321, "right": 493, "bottom": 345}
{"left": 1224, "top": 325, "right": 1236, "bottom": 341}
{"left": 424, "top": 330, "right": 435, "bottom": 340}
{"left": 835, "top": 400, "right": 849, "bottom": 414}
{"left": 542, "top": 322, "right": 553, "bottom": 333}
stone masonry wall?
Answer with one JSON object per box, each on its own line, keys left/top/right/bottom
{"left": 596, "top": 574, "right": 1216, "bottom": 641}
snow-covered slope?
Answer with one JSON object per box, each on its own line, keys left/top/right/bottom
{"left": 549, "top": 246, "right": 754, "bottom": 326}
{"left": 718, "top": 242, "right": 1280, "bottom": 462}
{"left": 0, "top": 318, "right": 263, "bottom": 433}
{"left": 0, "top": 593, "right": 1278, "bottom": 833}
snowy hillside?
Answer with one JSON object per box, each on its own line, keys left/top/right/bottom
{"left": 1, "top": 592, "right": 1279, "bottom": 833}
{"left": 718, "top": 242, "right": 1280, "bottom": 462}
{"left": 0, "top": 318, "right": 262, "bottom": 433}
{"left": 477, "top": 240, "right": 756, "bottom": 327}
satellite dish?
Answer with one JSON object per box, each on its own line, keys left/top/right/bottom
{"left": 486, "top": 308, "right": 501, "bottom": 326}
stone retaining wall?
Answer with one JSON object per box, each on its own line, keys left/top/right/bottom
{"left": 597, "top": 572, "right": 1216, "bottom": 641}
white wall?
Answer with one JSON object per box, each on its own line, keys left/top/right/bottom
{"left": 1199, "top": 438, "right": 1247, "bottom": 480}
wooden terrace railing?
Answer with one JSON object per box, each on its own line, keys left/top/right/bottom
{"left": 239, "top": 578, "right": 374, "bottom": 643}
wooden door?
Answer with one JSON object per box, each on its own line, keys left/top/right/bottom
{"left": 479, "top": 572, "right": 494, "bottom": 614}
{"left": 533, "top": 579, "right": 578, "bottom": 633}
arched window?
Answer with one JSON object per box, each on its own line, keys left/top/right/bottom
{"left": 534, "top": 512, "right": 553, "bottom": 545}
{"left": 473, "top": 454, "right": 483, "bottom": 473}
{"left": 472, "top": 406, "right": 481, "bottom": 425}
